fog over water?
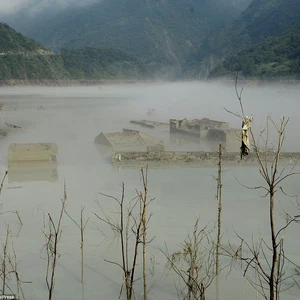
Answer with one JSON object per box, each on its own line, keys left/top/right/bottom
{"left": 0, "top": 81, "right": 300, "bottom": 300}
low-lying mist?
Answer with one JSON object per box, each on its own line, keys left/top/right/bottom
{"left": 1, "top": 81, "right": 300, "bottom": 151}
{"left": 1, "top": 80, "right": 299, "bottom": 154}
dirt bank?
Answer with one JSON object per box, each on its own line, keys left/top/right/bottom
{"left": 1, "top": 78, "right": 300, "bottom": 87}
{"left": 0, "top": 79, "right": 143, "bottom": 87}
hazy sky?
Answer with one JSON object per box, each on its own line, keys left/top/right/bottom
{"left": 0, "top": 0, "right": 99, "bottom": 15}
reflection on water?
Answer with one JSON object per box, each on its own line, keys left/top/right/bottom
{"left": 8, "top": 161, "right": 58, "bottom": 183}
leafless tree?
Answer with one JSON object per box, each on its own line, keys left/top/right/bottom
{"left": 42, "top": 181, "right": 67, "bottom": 300}
{"left": 164, "top": 220, "right": 216, "bottom": 300}
{"left": 64, "top": 206, "right": 89, "bottom": 299}
{"left": 0, "top": 225, "right": 10, "bottom": 295}
{"left": 139, "top": 167, "right": 149, "bottom": 300}
{"left": 224, "top": 72, "right": 300, "bottom": 300}
{"left": 0, "top": 171, "right": 8, "bottom": 195}
{"left": 0, "top": 210, "right": 23, "bottom": 226}
{"left": 215, "top": 143, "right": 223, "bottom": 300}
{"left": 7, "top": 240, "right": 32, "bottom": 300}
{"left": 216, "top": 143, "right": 223, "bottom": 277}
{"left": 94, "top": 167, "right": 154, "bottom": 300}
{"left": 0, "top": 225, "right": 31, "bottom": 299}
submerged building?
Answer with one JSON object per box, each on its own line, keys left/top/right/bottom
{"left": 8, "top": 143, "right": 58, "bottom": 182}
{"left": 8, "top": 143, "right": 58, "bottom": 165}
{"left": 95, "top": 129, "right": 164, "bottom": 153}
{"left": 170, "top": 118, "right": 229, "bottom": 138}
{"left": 169, "top": 118, "right": 240, "bottom": 152}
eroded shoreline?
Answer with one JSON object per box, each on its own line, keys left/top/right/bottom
{"left": 0, "top": 78, "right": 300, "bottom": 87}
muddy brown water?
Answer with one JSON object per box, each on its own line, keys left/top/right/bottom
{"left": 0, "top": 82, "right": 300, "bottom": 300}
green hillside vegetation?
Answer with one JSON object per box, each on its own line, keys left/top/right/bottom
{"left": 0, "top": 22, "right": 47, "bottom": 53}
{"left": 11, "top": 0, "right": 251, "bottom": 76}
{"left": 208, "top": 23, "right": 300, "bottom": 79}
{"left": 0, "top": 48, "right": 151, "bottom": 80}
{"left": 0, "top": 22, "right": 151, "bottom": 80}
{"left": 0, "top": 54, "right": 70, "bottom": 80}
{"left": 0, "top": 22, "right": 65, "bottom": 80}
{"left": 188, "top": 0, "right": 300, "bottom": 77}
{"left": 2, "top": 0, "right": 300, "bottom": 81}
{"left": 61, "top": 47, "right": 152, "bottom": 79}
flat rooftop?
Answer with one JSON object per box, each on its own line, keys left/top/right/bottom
{"left": 8, "top": 143, "right": 58, "bottom": 153}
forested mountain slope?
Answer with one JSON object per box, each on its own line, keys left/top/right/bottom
{"left": 0, "top": 23, "right": 150, "bottom": 80}
{"left": 208, "top": 23, "right": 300, "bottom": 79}
{"left": 0, "top": 22, "right": 48, "bottom": 53}
{"left": 6, "top": 0, "right": 251, "bottom": 76}
{"left": 188, "top": 0, "right": 300, "bottom": 77}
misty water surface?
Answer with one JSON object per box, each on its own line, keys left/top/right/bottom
{"left": 0, "top": 81, "right": 300, "bottom": 300}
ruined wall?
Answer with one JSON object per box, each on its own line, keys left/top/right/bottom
{"left": 225, "top": 129, "right": 241, "bottom": 152}
{"left": 94, "top": 132, "right": 112, "bottom": 146}
{"left": 199, "top": 128, "right": 209, "bottom": 139}
{"left": 206, "top": 129, "right": 226, "bottom": 142}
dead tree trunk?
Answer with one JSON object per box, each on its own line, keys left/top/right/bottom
{"left": 216, "top": 143, "right": 222, "bottom": 276}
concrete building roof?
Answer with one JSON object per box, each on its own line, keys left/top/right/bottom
{"left": 105, "top": 132, "right": 145, "bottom": 145}
{"left": 8, "top": 143, "right": 58, "bottom": 165}
{"left": 9, "top": 143, "right": 58, "bottom": 153}
{"left": 95, "top": 130, "right": 163, "bottom": 152}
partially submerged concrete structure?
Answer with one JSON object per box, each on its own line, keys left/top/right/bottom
{"left": 8, "top": 143, "right": 58, "bottom": 182}
{"left": 8, "top": 143, "right": 58, "bottom": 166}
{"left": 8, "top": 162, "right": 58, "bottom": 183}
{"left": 170, "top": 118, "right": 229, "bottom": 138}
{"left": 130, "top": 120, "right": 169, "bottom": 128}
{"left": 206, "top": 128, "right": 241, "bottom": 152}
{"left": 95, "top": 129, "right": 164, "bottom": 152}
{"left": 169, "top": 118, "right": 240, "bottom": 152}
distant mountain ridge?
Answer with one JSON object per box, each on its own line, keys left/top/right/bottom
{"left": 1, "top": 0, "right": 300, "bottom": 81}
{"left": 0, "top": 23, "right": 150, "bottom": 81}
{"left": 0, "top": 22, "right": 48, "bottom": 54}
{"left": 208, "top": 23, "right": 300, "bottom": 79}
{"left": 5, "top": 0, "right": 251, "bottom": 77}
{"left": 188, "top": 0, "right": 300, "bottom": 77}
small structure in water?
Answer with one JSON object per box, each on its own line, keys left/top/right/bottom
{"left": 8, "top": 143, "right": 58, "bottom": 183}
{"left": 8, "top": 143, "right": 58, "bottom": 166}
{"left": 169, "top": 118, "right": 229, "bottom": 138}
{"left": 8, "top": 162, "right": 58, "bottom": 183}
{"left": 95, "top": 129, "right": 164, "bottom": 153}
{"left": 130, "top": 120, "right": 169, "bottom": 128}
{"left": 169, "top": 118, "right": 240, "bottom": 152}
